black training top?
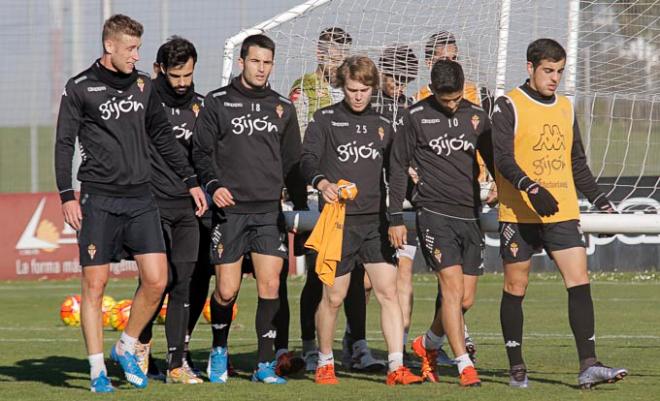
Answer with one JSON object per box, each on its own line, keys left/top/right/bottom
{"left": 55, "top": 60, "right": 198, "bottom": 203}
{"left": 192, "top": 76, "right": 306, "bottom": 214}
{"left": 388, "top": 97, "right": 494, "bottom": 223}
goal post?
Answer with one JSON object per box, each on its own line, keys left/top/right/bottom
{"left": 221, "top": 0, "right": 660, "bottom": 234}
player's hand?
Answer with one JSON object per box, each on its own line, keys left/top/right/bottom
{"left": 62, "top": 200, "right": 82, "bottom": 231}
{"left": 388, "top": 225, "right": 407, "bottom": 250}
{"left": 408, "top": 167, "right": 419, "bottom": 184}
{"left": 189, "top": 186, "right": 208, "bottom": 217}
{"left": 593, "top": 195, "right": 618, "bottom": 213}
{"left": 213, "top": 187, "right": 235, "bottom": 208}
{"left": 317, "top": 179, "right": 339, "bottom": 204}
{"left": 525, "top": 182, "right": 559, "bottom": 217}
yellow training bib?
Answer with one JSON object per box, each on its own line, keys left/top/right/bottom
{"left": 496, "top": 88, "right": 580, "bottom": 223}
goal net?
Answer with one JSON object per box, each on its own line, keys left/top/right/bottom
{"left": 221, "top": 0, "right": 660, "bottom": 232}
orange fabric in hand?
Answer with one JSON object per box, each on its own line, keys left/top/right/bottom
{"left": 304, "top": 179, "right": 358, "bottom": 286}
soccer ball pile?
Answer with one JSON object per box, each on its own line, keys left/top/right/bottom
{"left": 60, "top": 295, "right": 123, "bottom": 329}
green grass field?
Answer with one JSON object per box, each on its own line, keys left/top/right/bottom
{"left": 0, "top": 273, "right": 658, "bottom": 401}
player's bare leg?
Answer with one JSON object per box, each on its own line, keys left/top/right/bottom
{"left": 315, "top": 274, "right": 351, "bottom": 384}
{"left": 207, "top": 259, "right": 243, "bottom": 384}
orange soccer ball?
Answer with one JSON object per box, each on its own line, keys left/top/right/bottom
{"left": 110, "top": 299, "right": 132, "bottom": 331}
{"left": 202, "top": 298, "right": 238, "bottom": 323}
{"left": 156, "top": 295, "right": 168, "bottom": 324}
{"left": 60, "top": 294, "right": 82, "bottom": 327}
{"left": 101, "top": 296, "right": 116, "bottom": 328}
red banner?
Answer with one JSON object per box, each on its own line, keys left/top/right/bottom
{"left": 0, "top": 192, "right": 137, "bottom": 280}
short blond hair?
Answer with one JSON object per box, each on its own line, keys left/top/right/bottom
{"left": 336, "top": 55, "right": 379, "bottom": 89}
{"left": 102, "top": 14, "right": 143, "bottom": 43}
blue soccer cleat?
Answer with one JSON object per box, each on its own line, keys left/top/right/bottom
{"left": 252, "top": 361, "right": 286, "bottom": 384}
{"left": 90, "top": 371, "right": 114, "bottom": 393}
{"left": 110, "top": 344, "right": 148, "bottom": 389}
{"left": 207, "top": 347, "right": 229, "bottom": 384}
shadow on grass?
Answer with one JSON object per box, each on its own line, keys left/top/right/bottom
{"left": 0, "top": 356, "right": 89, "bottom": 390}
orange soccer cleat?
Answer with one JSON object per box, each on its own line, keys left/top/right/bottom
{"left": 411, "top": 336, "right": 439, "bottom": 382}
{"left": 386, "top": 366, "right": 424, "bottom": 386}
{"left": 459, "top": 366, "right": 482, "bottom": 387}
{"left": 315, "top": 364, "right": 339, "bottom": 385}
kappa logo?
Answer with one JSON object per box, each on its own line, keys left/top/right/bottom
{"left": 15, "top": 198, "right": 77, "bottom": 252}
{"left": 588, "top": 334, "right": 596, "bottom": 342}
{"left": 212, "top": 323, "right": 229, "bottom": 330}
{"left": 87, "top": 244, "right": 97, "bottom": 260}
{"left": 262, "top": 330, "right": 277, "bottom": 339}
{"left": 278, "top": 244, "right": 287, "bottom": 252}
{"left": 533, "top": 124, "right": 565, "bottom": 151}
{"left": 505, "top": 340, "right": 521, "bottom": 348}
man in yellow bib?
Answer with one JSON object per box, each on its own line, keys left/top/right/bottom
{"left": 492, "top": 38, "right": 627, "bottom": 390}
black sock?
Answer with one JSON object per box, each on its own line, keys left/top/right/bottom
{"left": 344, "top": 266, "right": 366, "bottom": 342}
{"left": 500, "top": 291, "right": 525, "bottom": 367}
{"left": 165, "top": 261, "right": 194, "bottom": 370}
{"left": 274, "top": 265, "right": 290, "bottom": 352}
{"left": 256, "top": 297, "right": 280, "bottom": 363}
{"left": 300, "top": 255, "right": 322, "bottom": 342}
{"left": 210, "top": 295, "right": 234, "bottom": 348}
{"left": 568, "top": 284, "right": 597, "bottom": 371}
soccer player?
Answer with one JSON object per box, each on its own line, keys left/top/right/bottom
{"left": 301, "top": 55, "right": 423, "bottom": 386}
{"left": 414, "top": 31, "right": 493, "bottom": 115}
{"left": 192, "top": 34, "right": 306, "bottom": 384}
{"left": 292, "top": 28, "right": 383, "bottom": 373}
{"left": 54, "top": 15, "right": 206, "bottom": 392}
{"left": 388, "top": 59, "right": 492, "bottom": 387}
{"left": 492, "top": 38, "right": 628, "bottom": 389}
{"left": 133, "top": 36, "right": 206, "bottom": 384}
{"left": 372, "top": 44, "right": 419, "bottom": 356}
{"left": 290, "top": 27, "right": 353, "bottom": 134}
{"left": 415, "top": 31, "right": 495, "bottom": 364}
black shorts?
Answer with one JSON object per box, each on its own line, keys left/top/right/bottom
{"left": 499, "top": 220, "right": 585, "bottom": 263}
{"left": 335, "top": 215, "right": 395, "bottom": 277}
{"left": 78, "top": 193, "right": 165, "bottom": 266}
{"left": 209, "top": 210, "right": 288, "bottom": 265}
{"left": 416, "top": 208, "right": 484, "bottom": 276}
{"left": 159, "top": 206, "right": 200, "bottom": 263}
